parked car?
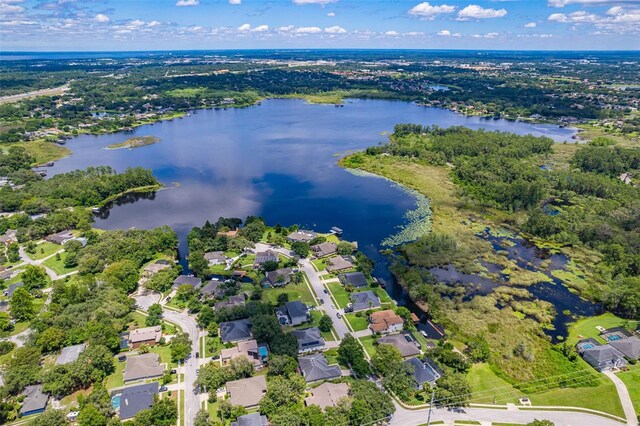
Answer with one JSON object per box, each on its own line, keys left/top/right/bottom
{"left": 159, "top": 386, "right": 168, "bottom": 392}
{"left": 118, "top": 355, "right": 127, "bottom": 362}
{"left": 195, "top": 351, "right": 199, "bottom": 358}
{"left": 336, "top": 312, "right": 342, "bottom": 319}
{"left": 320, "top": 299, "right": 324, "bottom": 304}
{"left": 323, "top": 289, "right": 328, "bottom": 294}
{"left": 420, "top": 330, "right": 428, "bottom": 338}
{"left": 170, "top": 369, "right": 177, "bottom": 374}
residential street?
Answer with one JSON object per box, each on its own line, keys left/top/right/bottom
{"left": 17, "top": 245, "right": 77, "bottom": 281}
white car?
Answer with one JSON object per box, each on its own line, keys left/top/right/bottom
{"left": 420, "top": 330, "right": 428, "bottom": 338}
{"left": 67, "top": 412, "right": 79, "bottom": 421}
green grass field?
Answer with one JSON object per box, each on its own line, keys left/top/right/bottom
{"left": 28, "top": 241, "right": 62, "bottom": 260}
{"left": 261, "top": 281, "right": 316, "bottom": 306}
{"left": 358, "top": 335, "right": 377, "bottom": 358}
{"left": 42, "top": 252, "right": 77, "bottom": 275}
{"left": 327, "top": 281, "right": 350, "bottom": 308}
{"left": 566, "top": 313, "right": 638, "bottom": 346}
{"left": 312, "top": 258, "right": 327, "bottom": 271}
{"left": 617, "top": 365, "right": 640, "bottom": 417}
{"left": 344, "top": 313, "right": 369, "bottom": 332}
{"left": 105, "top": 358, "right": 126, "bottom": 389}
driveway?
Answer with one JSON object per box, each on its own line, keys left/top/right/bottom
{"left": 604, "top": 371, "right": 638, "bottom": 426}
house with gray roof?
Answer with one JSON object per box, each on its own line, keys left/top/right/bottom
{"left": 350, "top": 291, "right": 381, "bottom": 312}
{"left": 287, "top": 231, "right": 316, "bottom": 243}
{"left": 264, "top": 267, "right": 292, "bottom": 287}
{"left": 326, "top": 256, "right": 354, "bottom": 273}
{"left": 20, "top": 385, "right": 49, "bottom": 416}
{"left": 220, "top": 319, "right": 252, "bottom": 343}
{"left": 254, "top": 250, "right": 279, "bottom": 268}
{"left": 298, "top": 353, "right": 341, "bottom": 383}
{"left": 609, "top": 336, "right": 640, "bottom": 360}
{"left": 291, "top": 327, "right": 325, "bottom": 353}
{"left": 311, "top": 242, "right": 337, "bottom": 258}
{"left": 172, "top": 275, "right": 202, "bottom": 290}
{"left": 581, "top": 344, "right": 627, "bottom": 372}
{"left": 123, "top": 353, "right": 165, "bottom": 383}
{"left": 118, "top": 382, "right": 158, "bottom": 420}
{"left": 377, "top": 334, "right": 421, "bottom": 358}
{"left": 55, "top": 343, "right": 86, "bottom": 365}
{"left": 339, "top": 272, "right": 367, "bottom": 288}
{"left": 285, "top": 301, "right": 310, "bottom": 326}
{"left": 231, "top": 413, "right": 269, "bottom": 426}
{"left": 204, "top": 251, "right": 227, "bottom": 265}
{"left": 215, "top": 294, "right": 246, "bottom": 311}
{"left": 200, "top": 280, "right": 224, "bottom": 299}
{"left": 404, "top": 357, "right": 442, "bottom": 389}
{"left": 226, "top": 375, "right": 267, "bottom": 408}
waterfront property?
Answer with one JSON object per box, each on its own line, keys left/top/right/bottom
{"left": 204, "top": 251, "right": 227, "bottom": 265}
{"left": 377, "top": 334, "right": 421, "bottom": 358}
{"left": 200, "top": 280, "right": 224, "bottom": 299}
{"left": 172, "top": 275, "right": 202, "bottom": 290}
{"left": 123, "top": 353, "right": 164, "bottom": 383}
{"left": 142, "top": 262, "right": 170, "bottom": 277}
{"left": 339, "top": 272, "right": 367, "bottom": 288}
{"left": 404, "top": 357, "right": 442, "bottom": 389}
{"left": 264, "top": 267, "right": 293, "bottom": 287}
{"left": 214, "top": 294, "right": 246, "bottom": 311}
{"left": 369, "top": 310, "right": 404, "bottom": 334}
{"left": 117, "top": 382, "right": 158, "bottom": 420}
{"left": 304, "top": 382, "right": 349, "bottom": 410}
{"left": 253, "top": 250, "right": 279, "bottom": 269}
{"left": 298, "top": 353, "right": 342, "bottom": 383}
{"left": 127, "top": 326, "right": 162, "bottom": 349}
{"left": 226, "top": 375, "right": 267, "bottom": 408}
{"left": 55, "top": 343, "right": 86, "bottom": 365}
{"left": 311, "top": 242, "right": 337, "bottom": 258}
{"left": 326, "top": 256, "right": 354, "bottom": 274}
{"left": 20, "top": 385, "right": 49, "bottom": 417}
{"left": 609, "top": 336, "right": 640, "bottom": 360}
{"left": 45, "top": 230, "right": 74, "bottom": 245}
{"left": 291, "top": 327, "right": 325, "bottom": 353}
{"left": 287, "top": 231, "right": 316, "bottom": 243}
{"left": 350, "top": 291, "right": 381, "bottom": 312}
{"left": 580, "top": 344, "right": 627, "bottom": 372}
{"left": 219, "top": 319, "right": 253, "bottom": 343}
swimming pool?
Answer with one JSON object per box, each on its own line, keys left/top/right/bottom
{"left": 607, "top": 335, "right": 623, "bottom": 341}
{"left": 111, "top": 394, "right": 121, "bottom": 411}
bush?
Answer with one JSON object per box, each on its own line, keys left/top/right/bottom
{"left": 0, "top": 341, "right": 15, "bottom": 355}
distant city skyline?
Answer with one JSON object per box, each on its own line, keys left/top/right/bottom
{"left": 1, "top": 0, "right": 639, "bottom": 51}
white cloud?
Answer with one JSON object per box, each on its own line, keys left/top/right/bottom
{"left": 176, "top": 0, "right": 199, "bottom": 6}
{"left": 404, "top": 31, "right": 425, "bottom": 36}
{"left": 524, "top": 21, "right": 537, "bottom": 28}
{"left": 548, "top": 6, "right": 640, "bottom": 31}
{"left": 471, "top": 32, "right": 499, "bottom": 38}
{"left": 408, "top": 2, "right": 456, "bottom": 19}
{"left": 549, "top": 0, "right": 640, "bottom": 7}
{"left": 437, "top": 29, "right": 451, "bottom": 36}
{"left": 324, "top": 25, "right": 346, "bottom": 33}
{"left": 251, "top": 24, "right": 269, "bottom": 32}
{"left": 293, "top": 0, "right": 337, "bottom": 4}
{"left": 385, "top": 30, "right": 399, "bottom": 36}
{"left": 94, "top": 13, "right": 110, "bottom": 23}
{"left": 327, "top": 11, "right": 335, "bottom": 16}
{"left": 457, "top": 4, "right": 507, "bottom": 20}
{"left": 237, "top": 23, "right": 251, "bottom": 31}
{"left": 229, "top": 0, "right": 241, "bottom": 4}
{"left": 0, "top": 2, "right": 25, "bottom": 13}
{"left": 147, "top": 21, "right": 160, "bottom": 27}
{"left": 277, "top": 25, "right": 295, "bottom": 32}
{"left": 295, "top": 26, "right": 322, "bottom": 33}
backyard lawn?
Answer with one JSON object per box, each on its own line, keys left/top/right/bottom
{"left": 43, "top": 253, "right": 77, "bottom": 275}
{"left": 105, "top": 358, "right": 126, "bottom": 389}
{"left": 566, "top": 313, "right": 638, "bottom": 346}
{"left": 344, "top": 313, "right": 369, "bottom": 332}
{"left": 29, "top": 241, "right": 62, "bottom": 260}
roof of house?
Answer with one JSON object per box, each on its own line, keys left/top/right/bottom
{"left": 173, "top": 275, "right": 202, "bottom": 288}
{"left": 46, "top": 230, "right": 73, "bottom": 244}
{"left": 350, "top": 291, "right": 381, "bottom": 312}
{"left": 143, "top": 263, "right": 170, "bottom": 274}
{"left": 291, "top": 327, "right": 325, "bottom": 352}
{"left": 220, "top": 319, "right": 252, "bottom": 343}
{"left": 339, "top": 272, "right": 368, "bottom": 288}
{"left": 286, "top": 301, "right": 309, "bottom": 320}
{"left": 119, "top": 382, "right": 159, "bottom": 420}
{"left": 404, "top": 357, "right": 442, "bottom": 387}
{"left": 369, "top": 310, "right": 404, "bottom": 333}
{"left": 129, "top": 326, "right": 162, "bottom": 344}
{"left": 214, "top": 294, "right": 246, "bottom": 311}
{"left": 123, "top": 353, "right": 164, "bottom": 382}
{"left": 305, "top": 382, "right": 349, "bottom": 410}
{"left": 583, "top": 344, "right": 625, "bottom": 363}
{"left": 5, "top": 282, "right": 24, "bottom": 298}
{"left": 298, "top": 353, "right": 342, "bottom": 383}
{"left": 287, "top": 231, "right": 316, "bottom": 242}
{"left": 609, "top": 336, "right": 640, "bottom": 359}
{"left": 200, "top": 280, "right": 223, "bottom": 297}
{"left": 226, "top": 375, "right": 267, "bottom": 407}
{"left": 576, "top": 338, "right": 601, "bottom": 354}
{"left": 418, "top": 320, "right": 445, "bottom": 340}
{"left": 377, "top": 334, "right": 421, "bottom": 358}
{"left": 20, "top": 385, "right": 48, "bottom": 415}
{"left": 265, "top": 267, "right": 292, "bottom": 286}
{"left": 220, "top": 339, "right": 262, "bottom": 367}
{"left": 231, "top": 413, "right": 269, "bottom": 426}
{"left": 254, "top": 250, "right": 279, "bottom": 264}
{"left": 55, "top": 343, "right": 86, "bottom": 365}
{"left": 204, "top": 251, "right": 226, "bottom": 263}
{"left": 326, "top": 256, "right": 354, "bottom": 272}
{"left": 311, "top": 242, "right": 337, "bottom": 257}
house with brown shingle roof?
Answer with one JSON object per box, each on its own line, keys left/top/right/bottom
{"left": 123, "top": 353, "right": 164, "bottom": 383}
{"left": 311, "top": 242, "right": 337, "bottom": 258}
{"left": 369, "top": 310, "right": 404, "bottom": 334}
{"left": 305, "top": 382, "right": 349, "bottom": 410}
{"left": 326, "top": 256, "right": 354, "bottom": 273}
{"left": 226, "top": 375, "right": 267, "bottom": 408}
{"left": 220, "top": 339, "right": 264, "bottom": 368}
{"left": 128, "top": 326, "right": 162, "bottom": 349}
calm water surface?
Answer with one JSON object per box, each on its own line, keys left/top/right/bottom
{"left": 48, "top": 99, "right": 578, "bottom": 306}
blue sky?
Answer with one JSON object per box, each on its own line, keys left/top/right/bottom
{"left": 1, "top": 0, "right": 639, "bottom": 51}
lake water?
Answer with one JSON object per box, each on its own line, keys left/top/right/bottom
{"left": 48, "top": 98, "right": 578, "bottom": 308}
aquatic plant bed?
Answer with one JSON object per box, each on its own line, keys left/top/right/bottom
{"left": 107, "top": 135, "right": 160, "bottom": 149}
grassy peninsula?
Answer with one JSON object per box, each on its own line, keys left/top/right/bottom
{"left": 107, "top": 135, "right": 160, "bottom": 150}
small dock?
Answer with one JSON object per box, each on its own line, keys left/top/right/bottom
{"left": 328, "top": 226, "right": 343, "bottom": 235}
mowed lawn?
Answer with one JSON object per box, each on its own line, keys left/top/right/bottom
{"left": 344, "top": 313, "right": 370, "bottom": 332}
{"left": 29, "top": 241, "right": 62, "bottom": 260}
{"left": 617, "top": 365, "right": 640, "bottom": 417}
{"left": 327, "top": 281, "right": 350, "bottom": 308}
{"left": 262, "top": 281, "right": 316, "bottom": 306}
{"left": 43, "top": 252, "right": 77, "bottom": 275}
{"left": 566, "top": 313, "right": 638, "bottom": 346}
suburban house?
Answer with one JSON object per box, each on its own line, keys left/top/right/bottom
{"left": 231, "top": 413, "right": 269, "bottom": 426}
{"left": 304, "top": 382, "right": 349, "bottom": 410}
{"left": 220, "top": 339, "right": 265, "bottom": 368}
{"left": 172, "top": 275, "right": 202, "bottom": 290}
{"left": 127, "top": 326, "right": 162, "bottom": 349}
{"left": 214, "top": 294, "right": 246, "bottom": 311}
{"left": 311, "top": 242, "right": 337, "bottom": 258}
{"left": 580, "top": 344, "right": 627, "bottom": 372}
{"left": 123, "top": 353, "right": 165, "bottom": 383}
{"left": 253, "top": 250, "right": 279, "bottom": 269}
{"left": 287, "top": 231, "right": 316, "bottom": 243}
{"left": 404, "top": 357, "right": 443, "bottom": 389}
{"left": 220, "top": 319, "right": 253, "bottom": 343}
{"left": 609, "top": 336, "right": 640, "bottom": 360}
{"left": 377, "top": 335, "right": 421, "bottom": 358}
{"left": 369, "top": 310, "right": 404, "bottom": 334}
{"left": 264, "top": 267, "right": 293, "bottom": 287}
{"left": 226, "top": 375, "right": 267, "bottom": 408}
{"left": 339, "top": 272, "right": 368, "bottom": 289}
{"left": 118, "top": 382, "right": 158, "bottom": 420}
{"left": 3, "top": 281, "right": 24, "bottom": 298}
{"left": 200, "top": 280, "right": 225, "bottom": 299}
{"left": 20, "top": 385, "right": 49, "bottom": 417}
{"left": 276, "top": 301, "right": 310, "bottom": 326}
{"left": 45, "top": 230, "right": 74, "bottom": 245}
{"left": 620, "top": 172, "right": 633, "bottom": 185}
{"left": 419, "top": 320, "right": 446, "bottom": 340}
{"left": 350, "top": 291, "right": 381, "bottom": 312}
{"left": 142, "top": 262, "right": 170, "bottom": 277}
{"left": 291, "top": 327, "right": 325, "bottom": 353}
{"left": 298, "top": 353, "right": 342, "bottom": 383}
{"left": 55, "top": 343, "right": 86, "bottom": 365}
{"left": 0, "top": 230, "right": 17, "bottom": 246}
{"left": 204, "top": 251, "right": 227, "bottom": 265}
{"left": 326, "top": 256, "right": 354, "bottom": 274}
{"left": 218, "top": 229, "right": 239, "bottom": 238}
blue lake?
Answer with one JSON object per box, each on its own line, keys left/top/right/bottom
{"left": 48, "top": 98, "right": 578, "bottom": 307}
